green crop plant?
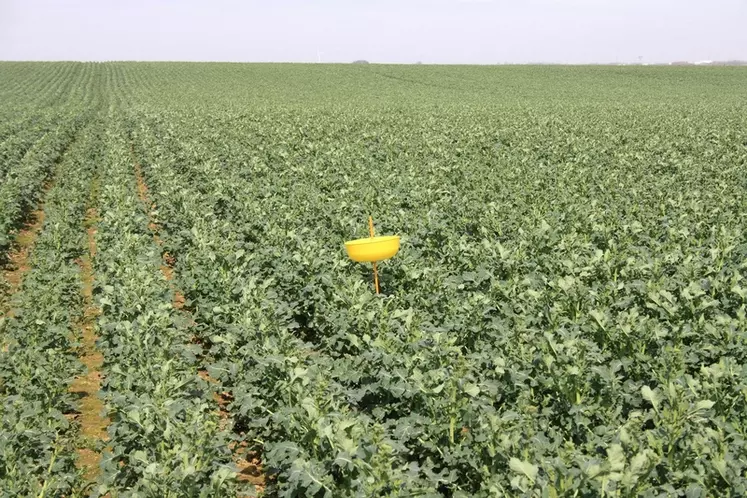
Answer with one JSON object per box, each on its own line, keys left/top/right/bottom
{"left": 0, "top": 61, "right": 745, "bottom": 496}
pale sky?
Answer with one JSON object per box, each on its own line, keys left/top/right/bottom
{"left": 0, "top": 0, "right": 745, "bottom": 64}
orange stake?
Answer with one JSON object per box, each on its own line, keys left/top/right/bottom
{"left": 369, "top": 216, "right": 380, "bottom": 294}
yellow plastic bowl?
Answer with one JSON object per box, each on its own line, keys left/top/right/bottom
{"left": 344, "top": 236, "right": 401, "bottom": 263}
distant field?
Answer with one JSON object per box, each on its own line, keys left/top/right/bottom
{"left": 1, "top": 62, "right": 746, "bottom": 496}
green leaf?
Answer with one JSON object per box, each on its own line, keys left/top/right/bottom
{"left": 607, "top": 444, "right": 625, "bottom": 473}
{"left": 641, "top": 385, "right": 659, "bottom": 411}
{"left": 509, "top": 457, "right": 538, "bottom": 481}
{"left": 629, "top": 452, "right": 649, "bottom": 475}
{"left": 463, "top": 383, "right": 480, "bottom": 397}
{"left": 695, "top": 400, "right": 715, "bottom": 411}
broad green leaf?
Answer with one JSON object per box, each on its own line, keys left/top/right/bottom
{"left": 509, "top": 458, "right": 538, "bottom": 481}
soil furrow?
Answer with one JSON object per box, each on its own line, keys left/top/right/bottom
{"left": 1, "top": 181, "right": 54, "bottom": 353}
{"left": 1, "top": 193, "right": 50, "bottom": 311}
{"left": 69, "top": 185, "right": 109, "bottom": 481}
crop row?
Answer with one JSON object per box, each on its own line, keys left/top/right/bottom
{"left": 0, "top": 115, "right": 87, "bottom": 258}
{"left": 91, "top": 118, "right": 248, "bottom": 496}
{"left": 0, "top": 113, "right": 62, "bottom": 178}
{"left": 0, "top": 124, "right": 97, "bottom": 496}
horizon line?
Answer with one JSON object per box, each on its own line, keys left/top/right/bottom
{"left": 2, "top": 59, "right": 747, "bottom": 66}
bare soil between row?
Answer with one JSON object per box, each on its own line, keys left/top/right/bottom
{"left": 69, "top": 201, "right": 109, "bottom": 481}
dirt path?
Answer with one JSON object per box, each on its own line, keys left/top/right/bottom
{"left": 1, "top": 211, "right": 48, "bottom": 311}
{"left": 1, "top": 184, "right": 52, "bottom": 352}
{"left": 69, "top": 182, "right": 109, "bottom": 481}
{"left": 132, "top": 153, "right": 264, "bottom": 492}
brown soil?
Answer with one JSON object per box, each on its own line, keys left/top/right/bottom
{"left": 1, "top": 207, "right": 47, "bottom": 315}
{"left": 132, "top": 152, "right": 264, "bottom": 492}
{"left": 163, "top": 253, "right": 186, "bottom": 309}
{"left": 1, "top": 184, "right": 53, "bottom": 354}
{"left": 235, "top": 454, "right": 265, "bottom": 487}
{"left": 198, "top": 368, "right": 265, "bottom": 491}
{"left": 69, "top": 204, "right": 109, "bottom": 481}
